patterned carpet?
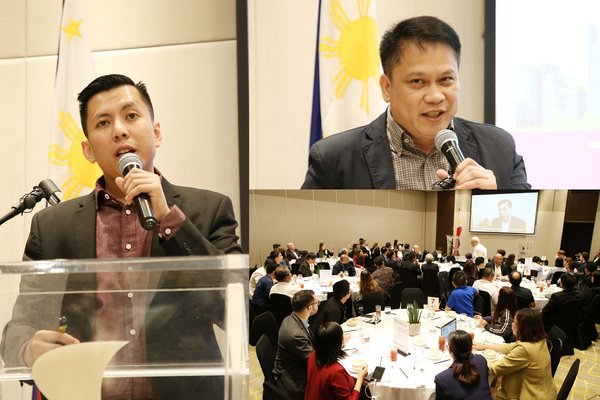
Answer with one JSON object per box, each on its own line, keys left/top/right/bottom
{"left": 249, "top": 325, "right": 600, "bottom": 400}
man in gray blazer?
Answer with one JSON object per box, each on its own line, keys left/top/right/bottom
{"left": 302, "top": 16, "right": 530, "bottom": 190}
{"left": 272, "top": 290, "right": 319, "bottom": 400}
{"left": 0, "top": 74, "right": 241, "bottom": 399}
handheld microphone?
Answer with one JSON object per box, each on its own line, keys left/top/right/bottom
{"left": 118, "top": 153, "right": 157, "bottom": 231}
{"left": 38, "top": 179, "right": 61, "bottom": 206}
{"left": 434, "top": 129, "right": 465, "bottom": 171}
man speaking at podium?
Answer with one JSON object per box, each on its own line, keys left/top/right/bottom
{"left": 302, "top": 16, "right": 530, "bottom": 190}
{"left": 1, "top": 74, "right": 242, "bottom": 399}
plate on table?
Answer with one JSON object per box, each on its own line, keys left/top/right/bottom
{"left": 351, "top": 359, "right": 366, "bottom": 372}
{"left": 425, "top": 349, "right": 443, "bottom": 361}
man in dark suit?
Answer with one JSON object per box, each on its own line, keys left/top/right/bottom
{"left": 398, "top": 252, "right": 422, "bottom": 288}
{"left": 310, "top": 280, "right": 351, "bottom": 333}
{"left": 490, "top": 199, "right": 527, "bottom": 232}
{"left": 0, "top": 74, "right": 241, "bottom": 399}
{"left": 302, "top": 16, "right": 529, "bottom": 190}
{"left": 298, "top": 253, "right": 316, "bottom": 277}
{"left": 509, "top": 271, "right": 536, "bottom": 309}
{"left": 384, "top": 248, "right": 401, "bottom": 276}
{"left": 332, "top": 254, "right": 357, "bottom": 277}
{"left": 285, "top": 242, "right": 301, "bottom": 262}
{"left": 542, "top": 273, "right": 585, "bottom": 330}
{"left": 273, "top": 290, "right": 319, "bottom": 400}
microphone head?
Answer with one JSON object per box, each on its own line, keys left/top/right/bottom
{"left": 38, "top": 179, "right": 61, "bottom": 206}
{"left": 118, "top": 153, "right": 143, "bottom": 176}
{"left": 434, "top": 129, "right": 458, "bottom": 151}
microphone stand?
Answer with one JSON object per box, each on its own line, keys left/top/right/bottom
{"left": 0, "top": 187, "right": 47, "bottom": 226}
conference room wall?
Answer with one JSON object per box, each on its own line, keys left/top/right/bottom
{"left": 249, "top": 0, "right": 485, "bottom": 189}
{"left": 453, "top": 190, "right": 569, "bottom": 260}
{"left": 249, "top": 190, "right": 438, "bottom": 268}
{"left": 0, "top": 0, "right": 240, "bottom": 263}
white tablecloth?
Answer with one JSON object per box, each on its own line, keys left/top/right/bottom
{"left": 338, "top": 309, "right": 504, "bottom": 400}
{"left": 302, "top": 276, "right": 359, "bottom": 301}
{"left": 492, "top": 279, "right": 561, "bottom": 311}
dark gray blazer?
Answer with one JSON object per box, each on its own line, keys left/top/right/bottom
{"left": 302, "top": 112, "right": 530, "bottom": 190}
{"left": 0, "top": 178, "right": 241, "bottom": 399}
{"left": 272, "top": 313, "right": 313, "bottom": 400}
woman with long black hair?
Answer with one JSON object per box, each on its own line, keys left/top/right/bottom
{"left": 434, "top": 330, "right": 491, "bottom": 399}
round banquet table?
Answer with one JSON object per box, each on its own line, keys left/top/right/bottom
{"left": 338, "top": 309, "right": 505, "bottom": 400}
{"left": 492, "top": 278, "right": 561, "bottom": 311}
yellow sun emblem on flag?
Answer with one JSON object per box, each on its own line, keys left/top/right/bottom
{"left": 49, "top": 111, "right": 101, "bottom": 199}
{"left": 319, "top": 0, "right": 381, "bottom": 113}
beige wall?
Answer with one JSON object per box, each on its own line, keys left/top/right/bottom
{"left": 0, "top": 0, "right": 240, "bottom": 262}
{"left": 250, "top": 190, "right": 597, "bottom": 268}
{"left": 249, "top": 0, "right": 485, "bottom": 188}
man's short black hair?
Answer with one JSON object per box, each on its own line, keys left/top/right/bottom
{"left": 77, "top": 74, "right": 155, "bottom": 137}
{"left": 475, "top": 257, "right": 485, "bottom": 266}
{"left": 497, "top": 249, "right": 506, "bottom": 257}
{"left": 509, "top": 271, "right": 522, "bottom": 287}
{"left": 291, "top": 290, "right": 316, "bottom": 312}
{"left": 446, "top": 255, "right": 456, "bottom": 263}
{"left": 406, "top": 252, "right": 416, "bottom": 262}
{"left": 306, "top": 253, "right": 317, "bottom": 261}
{"left": 379, "top": 16, "right": 461, "bottom": 77}
{"left": 373, "top": 255, "right": 384, "bottom": 267}
{"left": 452, "top": 270, "right": 466, "bottom": 287}
{"left": 265, "top": 260, "right": 278, "bottom": 275}
{"left": 560, "top": 272, "right": 577, "bottom": 290}
{"left": 332, "top": 279, "right": 350, "bottom": 300}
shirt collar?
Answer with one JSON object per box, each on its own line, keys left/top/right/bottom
{"left": 94, "top": 168, "right": 163, "bottom": 210}
{"left": 386, "top": 107, "right": 455, "bottom": 155}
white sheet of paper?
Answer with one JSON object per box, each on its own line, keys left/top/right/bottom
{"left": 32, "top": 340, "right": 128, "bottom": 400}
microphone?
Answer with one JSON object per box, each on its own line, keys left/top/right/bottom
{"left": 118, "top": 153, "right": 157, "bottom": 231}
{"left": 38, "top": 179, "right": 61, "bottom": 206}
{"left": 434, "top": 129, "right": 465, "bottom": 171}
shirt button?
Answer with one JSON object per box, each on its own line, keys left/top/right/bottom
{"left": 125, "top": 209, "right": 131, "bottom": 215}
{"left": 165, "top": 228, "right": 172, "bottom": 235}
{"left": 127, "top": 292, "right": 134, "bottom": 298}
{"left": 129, "top": 329, "right": 136, "bottom": 336}
{"left": 104, "top": 194, "right": 110, "bottom": 200}
{"left": 125, "top": 243, "right": 132, "bottom": 250}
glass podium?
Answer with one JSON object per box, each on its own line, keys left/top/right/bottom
{"left": 0, "top": 254, "right": 248, "bottom": 400}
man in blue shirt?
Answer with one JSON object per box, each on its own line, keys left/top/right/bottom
{"left": 446, "top": 271, "right": 478, "bottom": 317}
{"left": 252, "top": 260, "right": 278, "bottom": 314}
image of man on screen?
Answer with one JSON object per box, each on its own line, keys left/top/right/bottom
{"left": 302, "top": 16, "right": 529, "bottom": 190}
{"left": 490, "top": 199, "right": 526, "bottom": 233}
{"left": 0, "top": 74, "right": 242, "bottom": 399}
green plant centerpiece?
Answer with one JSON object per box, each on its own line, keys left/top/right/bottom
{"left": 407, "top": 300, "right": 422, "bottom": 336}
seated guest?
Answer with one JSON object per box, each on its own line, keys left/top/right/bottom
{"left": 577, "top": 252, "right": 590, "bottom": 273}
{"left": 474, "top": 287, "right": 517, "bottom": 342}
{"left": 317, "top": 242, "right": 333, "bottom": 258}
{"left": 422, "top": 253, "right": 439, "bottom": 272}
{"left": 502, "top": 253, "right": 517, "bottom": 274}
{"left": 475, "top": 257, "right": 486, "bottom": 277}
{"left": 399, "top": 252, "right": 422, "bottom": 288}
{"left": 383, "top": 247, "right": 401, "bottom": 275}
{"left": 251, "top": 260, "right": 278, "bottom": 313}
{"left": 475, "top": 308, "right": 557, "bottom": 399}
{"left": 446, "top": 255, "right": 458, "bottom": 266}
{"left": 305, "top": 322, "right": 368, "bottom": 400}
{"left": 371, "top": 255, "right": 394, "bottom": 297}
{"left": 446, "top": 271, "right": 478, "bottom": 317}
{"left": 542, "top": 272, "right": 585, "bottom": 329}
{"left": 299, "top": 253, "right": 317, "bottom": 277}
{"left": 583, "top": 262, "right": 597, "bottom": 287}
{"left": 311, "top": 280, "right": 351, "bottom": 332}
{"left": 487, "top": 253, "right": 506, "bottom": 278}
{"left": 583, "top": 270, "right": 600, "bottom": 302}
{"left": 554, "top": 250, "right": 566, "bottom": 266}
{"left": 434, "top": 330, "right": 491, "bottom": 400}
{"left": 462, "top": 260, "right": 477, "bottom": 286}
{"left": 352, "top": 248, "right": 366, "bottom": 269}
{"left": 352, "top": 270, "right": 383, "bottom": 315}
{"left": 473, "top": 267, "right": 499, "bottom": 313}
{"left": 285, "top": 242, "right": 301, "bottom": 262}
{"left": 545, "top": 258, "right": 566, "bottom": 283}
{"left": 435, "top": 247, "right": 445, "bottom": 263}
{"left": 273, "top": 290, "right": 320, "bottom": 400}
{"left": 270, "top": 266, "right": 300, "bottom": 298}
{"left": 249, "top": 257, "right": 268, "bottom": 299}
{"left": 333, "top": 255, "right": 356, "bottom": 277}
{"left": 464, "top": 253, "right": 473, "bottom": 261}
{"left": 509, "top": 271, "right": 535, "bottom": 309}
